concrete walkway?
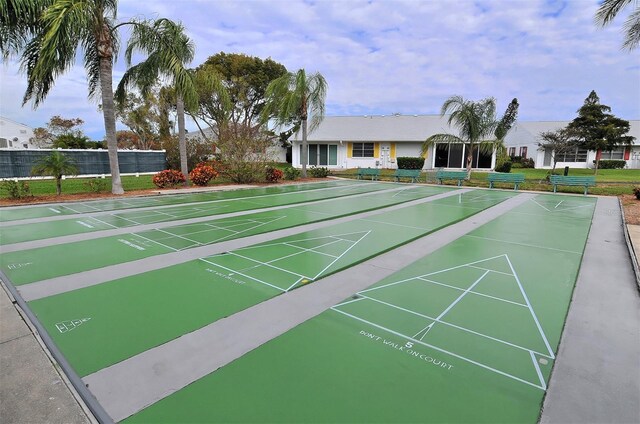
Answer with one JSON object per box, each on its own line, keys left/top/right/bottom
{"left": 1, "top": 192, "right": 639, "bottom": 423}
{"left": 0, "top": 283, "right": 92, "bottom": 424}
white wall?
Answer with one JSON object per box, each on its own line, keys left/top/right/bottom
{"left": 0, "top": 117, "right": 34, "bottom": 149}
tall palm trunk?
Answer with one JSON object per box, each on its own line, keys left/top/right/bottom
{"left": 466, "top": 144, "right": 473, "bottom": 178}
{"left": 301, "top": 118, "right": 308, "bottom": 178}
{"left": 56, "top": 177, "right": 62, "bottom": 195}
{"left": 97, "top": 26, "right": 123, "bottom": 195}
{"left": 177, "top": 94, "right": 189, "bottom": 186}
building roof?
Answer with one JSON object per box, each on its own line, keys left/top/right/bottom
{"left": 292, "top": 114, "right": 640, "bottom": 145}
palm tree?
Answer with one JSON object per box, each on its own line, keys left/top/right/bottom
{"left": 261, "top": 69, "right": 327, "bottom": 178}
{"left": 31, "top": 150, "right": 78, "bottom": 195}
{"left": 116, "top": 18, "right": 198, "bottom": 186}
{"left": 0, "top": 0, "right": 52, "bottom": 60}
{"left": 595, "top": 0, "right": 640, "bottom": 50}
{"left": 17, "top": 0, "right": 127, "bottom": 194}
{"left": 422, "top": 96, "right": 505, "bottom": 177}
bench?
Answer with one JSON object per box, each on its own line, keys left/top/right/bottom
{"left": 549, "top": 175, "right": 596, "bottom": 195}
{"left": 435, "top": 170, "right": 468, "bottom": 186}
{"left": 487, "top": 172, "right": 526, "bottom": 190}
{"left": 393, "top": 169, "right": 421, "bottom": 183}
{"left": 356, "top": 167, "right": 380, "bottom": 181}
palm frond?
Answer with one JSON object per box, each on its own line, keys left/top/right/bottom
{"left": 595, "top": 0, "right": 633, "bottom": 26}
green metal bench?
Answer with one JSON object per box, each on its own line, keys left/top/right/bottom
{"left": 487, "top": 172, "right": 526, "bottom": 190}
{"left": 549, "top": 175, "right": 596, "bottom": 195}
{"left": 356, "top": 167, "right": 380, "bottom": 181}
{"left": 393, "top": 169, "right": 421, "bottom": 183}
{"left": 435, "top": 170, "right": 467, "bottom": 186}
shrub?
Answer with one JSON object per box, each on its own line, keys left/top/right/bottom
{"left": 521, "top": 158, "right": 535, "bottom": 168}
{"left": 265, "top": 167, "right": 284, "bottom": 183}
{"left": 308, "top": 166, "right": 330, "bottom": 178}
{"left": 1, "top": 180, "right": 32, "bottom": 199}
{"left": 596, "top": 160, "right": 626, "bottom": 169}
{"left": 84, "top": 178, "right": 107, "bottom": 193}
{"left": 283, "top": 167, "right": 301, "bottom": 180}
{"left": 634, "top": 187, "right": 640, "bottom": 200}
{"left": 189, "top": 163, "right": 218, "bottom": 186}
{"left": 494, "top": 161, "right": 512, "bottom": 173}
{"left": 397, "top": 157, "right": 425, "bottom": 170}
{"left": 152, "top": 169, "right": 186, "bottom": 188}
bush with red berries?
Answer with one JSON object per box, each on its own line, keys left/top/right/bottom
{"left": 152, "top": 169, "right": 186, "bottom": 188}
{"left": 265, "top": 166, "right": 284, "bottom": 183}
{"left": 189, "top": 163, "right": 218, "bottom": 186}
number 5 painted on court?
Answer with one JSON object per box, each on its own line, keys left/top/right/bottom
{"left": 405, "top": 342, "right": 413, "bottom": 349}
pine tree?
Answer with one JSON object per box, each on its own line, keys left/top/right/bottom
{"left": 566, "top": 90, "right": 635, "bottom": 173}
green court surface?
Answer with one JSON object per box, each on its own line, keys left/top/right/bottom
{"left": 0, "top": 180, "right": 356, "bottom": 222}
{"left": 3, "top": 185, "right": 452, "bottom": 285}
{"left": 0, "top": 181, "right": 395, "bottom": 244}
{"left": 26, "top": 190, "right": 513, "bottom": 377}
{"left": 123, "top": 194, "right": 595, "bottom": 423}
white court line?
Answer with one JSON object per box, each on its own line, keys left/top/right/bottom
{"left": 87, "top": 216, "right": 119, "bottom": 229}
{"left": 154, "top": 229, "right": 202, "bottom": 247}
{"left": 354, "top": 294, "right": 552, "bottom": 358}
{"left": 333, "top": 296, "right": 367, "bottom": 308}
{"left": 330, "top": 308, "right": 546, "bottom": 390}
{"left": 505, "top": 255, "right": 555, "bottom": 359}
{"left": 199, "top": 216, "right": 288, "bottom": 245}
{"left": 468, "top": 265, "right": 514, "bottom": 277}
{"left": 415, "top": 270, "right": 490, "bottom": 340}
{"left": 282, "top": 242, "right": 338, "bottom": 258}
{"left": 416, "top": 277, "right": 527, "bottom": 307}
{"left": 232, "top": 230, "right": 372, "bottom": 251}
{"left": 360, "top": 254, "right": 509, "bottom": 295}
{"left": 531, "top": 199, "right": 551, "bottom": 212}
{"left": 306, "top": 231, "right": 371, "bottom": 283}
{"left": 130, "top": 233, "right": 180, "bottom": 252}
{"left": 198, "top": 258, "right": 288, "bottom": 292}
{"left": 555, "top": 200, "right": 564, "bottom": 209}
{"left": 464, "top": 234, "right": 583, "bottom": 255}
{"left": 226, "top": 252, "right": 308, "bottom": 279}
{"left": 531, "top": 351, "right": 548, "bottom": 390}
{"left": 105, "top": 213, "right": 145, "bottom": 226}
{"left": 359, "top": 218, "right": 427, "bottom": 231}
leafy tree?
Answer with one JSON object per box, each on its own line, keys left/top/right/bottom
{"left": 33, "top": 115, "right": 87, "bottom": 148}
{"left": 566, "top": 90, "right": 635, "bottom": 173}
{"left": 192, "top": 52, "right": 287, "bottom": 139}
{"left": 116, "top": 18, "right": 198, "bottom": 184}
{"left": 595, "top": 0, "right": 640, "bottom": 50}
{"left": 162, "top": 134, "right": 212, "bottom": 172}
{"left": 538, "top": 128, "right": 579, "bottom": 173}
{"left": 115, "top": 91, "right": 162, "bottom": 150}
{"left": 422, "top": 96, "right": 517, "bottom": 176}
{"left": 215, "top": 123, "right": 277, "bottom": 183}
{"left": 261, "top": 69, "right": 327, "bottom": 178}
{"left": 31, "top": 150, "right": 78, "bottom": 195}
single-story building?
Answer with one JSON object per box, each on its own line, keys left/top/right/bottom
{"left": 0, "top": 116, "right": 35, "bottom": 149}
{"left": 289, "top": 115, "right": 640, "bottom": 170}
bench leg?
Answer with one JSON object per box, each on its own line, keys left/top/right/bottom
{"left": 553, "top": 184, "right": 557, "bottom": 193}
{"left": 489, "top": 181, "right": 494, "bottom": 189}
{"left": 457, "top": 179, "right": 462, "bottom": 187}
{"left": 514, "top": 183, "right": 519, "bottom": 191}
{"left": 584, "top": 186, "right": 588, "bottom": 195}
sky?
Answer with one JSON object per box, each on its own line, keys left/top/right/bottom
{"left": 0, "top": 0, "right": 638, "bottom": 140}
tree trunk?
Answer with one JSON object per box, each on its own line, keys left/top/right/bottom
{"left": 301, "top": 118, "right": 308, "bottom": 178}
{"left": 99, "top": 56, "right": 124, "bottom": 194}
{"left": 177, "top": 94, "right": 189, "bottom": 186}
{"left": 56, "top": 177, "right": 61, "bottom": 195}
{"left": 594, "top": 158, "right": 600, "bottom": 175}
{"left": 466, "top": 144, "right": 473, "bottom": 179}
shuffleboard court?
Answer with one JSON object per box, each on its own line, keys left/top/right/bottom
{"left": 0, "top": 180, "right": 357, "bottom": 222}
{"left": 123, "top": 194, "right": 595, "bottom": 423}
{"left": 26, "top": 190, "right": 514, "bottom": 377}
{"left": 3, "top": 185, "right": 453, "bottom": 286}
{"left": 0, "top": 181, "right": 395, "bottom": 244}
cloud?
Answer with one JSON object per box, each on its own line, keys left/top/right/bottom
{"left": 1, "top": 0, "right": 638, "bottom": 140}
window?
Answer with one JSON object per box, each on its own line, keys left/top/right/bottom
{"left": 508, "top": 147, "right": 516, "bottom": 158}
{"left": 0, "top": 138, "right": 7, "bottom": 148}
{"left": 434, "top": 143, "right": 491, "bottom": 169}
{"left": 601, "top": 148, "right": 625, "bottom": 160}
{"left": 519, "top": 146, "right": 528, "bottom": 159}
{"left": 302, "top": 144, "right": 338, "bottom": 166}
{"left": 352, "top": 142, "right": 374, "bottom": 158}
{"left": 558, "top": 147, "right": 588, "bottom": 162}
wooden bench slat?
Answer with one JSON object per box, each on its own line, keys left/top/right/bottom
{"left": 549, "top": 175, "right": 596, "bottom": 195}
{"left": 393, "top": 169, "right": 421, "bottom": 183}
{"left": 435, "top": 170, "right": 467, "bottom": 187}
{"left": 487, "top": 172, "right": 525, "bottom": 190}
{"left": 356, "top": 168, "right": 380, "bottom": 181}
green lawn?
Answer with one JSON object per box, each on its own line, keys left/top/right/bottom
{"left": 332, "top": 168, "right": 640, "bottom": 196}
